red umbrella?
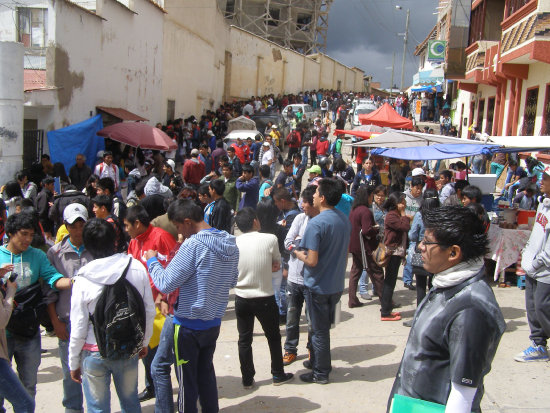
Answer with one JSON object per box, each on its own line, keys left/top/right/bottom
{"left": 97, "top": 122, "right": 177, "bottom": 150}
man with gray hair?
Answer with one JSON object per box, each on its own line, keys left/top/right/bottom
{"left": 69, "top": 154, "right": 92, "bottom": 191}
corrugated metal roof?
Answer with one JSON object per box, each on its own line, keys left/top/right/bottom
{"left": 96, "top": 106, "right": 149, "bottom": 122}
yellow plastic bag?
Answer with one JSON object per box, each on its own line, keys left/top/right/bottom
{"left": 148, "top": 307, "right": 166, "bottom": 349}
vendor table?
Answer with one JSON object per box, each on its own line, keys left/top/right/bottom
{"left": 486, "top": 225, "right": 531, "bottom": 281}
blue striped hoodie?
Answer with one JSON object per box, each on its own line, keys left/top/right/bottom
{"left": 148, "top": 228, "right": 239, "bottom": 330}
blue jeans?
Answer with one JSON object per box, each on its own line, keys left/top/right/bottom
{"left": 284, "top": 281, "right": 310, "bottom": 355}
{"left": 359, "top": 270, "right": 369, "bottom": 295}
{"left": 300, "top": 146, "right": 309, "bottom": 169}
{"left": 274, "top": 277, "right": 287, "bottom": 316}
{"left": 174, "top": 324, "right": 220, "bottom": 413}
{"left": 81, "top": 351, "right": 141, "bottom": 413}
{"left": 4, "top": 331, "right": 41, "bottom": 401}
{"left": 402, "top": 243, "right": 415, "bottom": 285}
{"left": 58, "top": 321, "right": 84, "bottom": 413}
{"left": 304, "top": 289, "right": 342, "bottom": 380}
{"left": 0, "top": 358, "right": 34, "bottom": 413}
{"left": 472, "top": 156, "right": 484, "bottom": 174}
{"left": 151, "top": 315, "right": 176, "bottom": 413}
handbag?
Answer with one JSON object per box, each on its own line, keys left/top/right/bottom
{"left": 372, "top": 242, "right": 391, "bottom": 267}
{"left": 411, "top": 243, "right": 423, "bottom": 267}
{"left": 6, "top": 282, "right": 46, "bottom": 339}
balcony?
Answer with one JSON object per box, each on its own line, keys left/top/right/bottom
{"left": 464, "top": 40, "right": 499, "bottom": 83}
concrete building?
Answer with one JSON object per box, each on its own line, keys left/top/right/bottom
{"left": 0, "top": 0, "right": 165, "bottom": 168}
{"left": 216, "top": 0, "right": 332, "bottom": 54}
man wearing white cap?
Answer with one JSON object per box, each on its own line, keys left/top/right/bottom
{"left": 261, "top": 141, "right": 275, "bottom": 179}
{"left": 516, "top": 166, "right": 550, "bottom": 362}
{"left": 47, "top": 203, "right": 94, "bottom": 413}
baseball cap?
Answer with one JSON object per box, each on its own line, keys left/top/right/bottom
{"left": 191, "top": 148, "right": 200, "bottom": 156}
{"left": 262, "top": 141, "right": 271, "bottom": 146}
{"left": 544, "top": 166, "right": 550, "bottom": 177}
{"left": 207, "top": 130, "right": 214, "bottom": 136}
{"left": 64, "top": 203, "right": 88, "bottom": 224}
{"left": 271, "top": 125, "right": 278, "bottom": 129}
{"left": 307, "top": 165, "right": 322, "bottom": 174}
{"left": 165, "top": 159, "right": 176, "bottom": 171}
{"left": 411, "top": 167, "right": 426, "bottom": 177}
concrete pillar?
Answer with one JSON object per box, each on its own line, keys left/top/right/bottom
{"left": 0, "top": 42, "right": 24, "bottom": 184}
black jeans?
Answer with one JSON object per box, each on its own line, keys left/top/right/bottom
{"left": 415, "top": 273, "right": 433, "bottom": 306}
{"left": 235, "top": 295, "right": 285, "bottom": 384}
{"left": 284, "top": 281, "right": 310, "bottom": 354}
{"left": 525, "top": 276, "right": 550, "bottom": 346}
{"left": 174, "top": 324, "right": 220, "bottom": 413}
{"left": 381, "top": 255, "right": 402, "bottom": 316}
{"left": 304, "top": 288, "right": 341, "bottom": 380}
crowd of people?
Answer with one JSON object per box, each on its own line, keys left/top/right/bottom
{"left": 0, "top": 90, "right": 547, "bottom": 413}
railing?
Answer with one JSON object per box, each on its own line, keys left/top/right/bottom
{"left": 505, "top": 0, "right": 532, "bottom": 18}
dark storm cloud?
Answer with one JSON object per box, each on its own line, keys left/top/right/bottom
{"left": 326, "top": 0, "right": 439, "bottom": 89}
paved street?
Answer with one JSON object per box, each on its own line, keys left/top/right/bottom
{"left": 22, "top": 267, "right": 549, "bottom": 413}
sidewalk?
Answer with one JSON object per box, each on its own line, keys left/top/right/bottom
{"left": 26, "top": 269, "right": 549, "bottom": 413}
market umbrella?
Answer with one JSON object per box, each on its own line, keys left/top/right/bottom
{"left": 334, "top": 124, "right": 385, "bottom": 138}
{"left": 97, "top": 122, "right": 177, "bottom": 150}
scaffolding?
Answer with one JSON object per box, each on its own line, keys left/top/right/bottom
{"left": 218, "top": 0, "right": 333, "bottom": 55}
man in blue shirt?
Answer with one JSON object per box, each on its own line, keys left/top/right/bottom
{"left": 294, "top": 178, "right": 351, "bottom": 384}
{"left": 145, "top": 200, "right": 239, "bottom": 413}
{"left": 236, "top": 163, "right": 260, "bottom": 209}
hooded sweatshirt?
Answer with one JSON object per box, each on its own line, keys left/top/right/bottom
{"left": 521, "top": 199, "right": 550, "bottom": 283}
{"left": 147, "top": 228, "right": 239, "bottom": 330}
{"left": 144, "top": 176, "right": 172, "bottom": 199}
{"left": 404, "top": 189, "right": 422, "bottom": 218}
{"left": 68, "top": 254, "right": 155, "bottom": 370}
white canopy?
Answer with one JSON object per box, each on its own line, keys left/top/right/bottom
{"left": 350, "top": 130, "right": 482, "bottom": 148}
{"left": 486, "top": 135, "right": 550, "bottom": 150}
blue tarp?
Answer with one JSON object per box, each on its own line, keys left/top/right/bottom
{"left": 411, "top": 84, "right": 443, "bottom": 93}
{"left": 371, "top": 143, "right": 500, "bottom": 160}
{"left": 47, "top": 115, "right": 105, "bottom": 176}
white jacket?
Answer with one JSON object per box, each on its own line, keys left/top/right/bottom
{"left": 521, "top": 199, "right": 550, "bottom": 284}
{"left": 68, "top": 254, "right": 156, "bottom": 370}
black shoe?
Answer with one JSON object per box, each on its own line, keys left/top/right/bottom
{"left": 242, "top": 379, "right": 255, "bottom": 389}
{"left": 303, "top": 359, "right": 312, "bottom": 369}
{"left": 299, "top": 372, "right": 328, "bottom": 384}
{"left": 279, "top": 314, "right": 287, "bottom": 325}
{"left": 138, "top": 388, "right": 155, "bottom": 402}
{"left": 404, "top": 283, "right": 416, "bottom": 291}
{"left": 273, "top": 372, "right": 294, "bottom": 386}
{"left": 402, "top": 319, "right": 413, "bottom": 327}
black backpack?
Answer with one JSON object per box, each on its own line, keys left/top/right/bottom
{"left": 90, "top": 258, "right": 146, "bottom": 360}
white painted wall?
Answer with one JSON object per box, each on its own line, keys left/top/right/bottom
{"left": 0, "top": 42, "right": 24, "bottom": 184}
{"left": 516, "top": 62, "right": 547, "bottom": 136}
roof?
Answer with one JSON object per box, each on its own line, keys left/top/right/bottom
{"left": 358, "top": 103, "right": 413, "bottom": 129}
{"left": 96, "top": 106, "right": 148, "bottom": 122}
{"left": 415, "top": 25, "right": 438, "bottom": 56}
{"left": 24, "top": 69, "right": 47, "bottom": 91}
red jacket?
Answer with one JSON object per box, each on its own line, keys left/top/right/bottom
{"left": 316, "top": 139, "right": 329, "bottom": 156}
{"left": 384, "top": 210, "right": 410, "bottom": 249}
{"left": 183, "top": 157, "right": 206, "bottom": 185}
{"left": 127, "top": 225, "right": 177, "bottom": 302}
{"left": 286, "top": 131, "right": 301, "bottom": 148}
{"left": 231, "top": 143, "right": 250, "bottom": 164}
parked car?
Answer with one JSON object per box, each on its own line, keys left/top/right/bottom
{"left": 250, "top": 112, "right": 289, "bottom": 150}
{"left": 281, "top": 104, "right": 317, "bottom": 124}
{"left": 352, "top": 103, "right": 378, "bottom": 126}
{"left": 223, "top": 129, "right": 264, "bottom": 149}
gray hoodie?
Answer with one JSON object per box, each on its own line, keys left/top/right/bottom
{"left": 521, "top": 199, "right": 550, "bottom": 283}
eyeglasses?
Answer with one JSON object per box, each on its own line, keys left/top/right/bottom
{"left": 420, "top": 239, "right": 442, "bottom": 247}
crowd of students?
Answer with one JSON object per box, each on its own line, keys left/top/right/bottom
{"left": 0, "top": 89, "right": 548, "bottom": 413}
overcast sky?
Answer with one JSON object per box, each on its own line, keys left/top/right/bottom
{"left": 326, "top": 0, "right": 439, "bottom": 89}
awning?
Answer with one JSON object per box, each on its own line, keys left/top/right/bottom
{"left": 350, "top": 130, "right": 482, "bottom": 148}
{"left": 371, "top": 143, "right": 500, "bottom": 160}
{"left": 412, "top": 66, "right": 445, "bottom": 86}
{"left": 96, "top": 106, "right": 148, "bottom": 122}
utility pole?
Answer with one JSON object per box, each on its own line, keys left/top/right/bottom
{"left": 400, "top": 8, "right": 410, "bottom": 91}
{"left": 390, "top": 52, "right": 395, "bottom": 98}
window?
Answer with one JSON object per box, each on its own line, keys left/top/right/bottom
{"left": 167, "top": 100, "right": 175, "bottom": 123}
{"left": 296, "top": 14, "right": 312, "bottom": 31}
{"left": 468, "top": 2, "right": 485, "bottom": 45}
{"left": 522, "top": 87, "right": 538, "bottom": 136}
{"left": 541, "top": 84, "right": 550, "bottom": 135}
{"left": 267, "top": 8, "right": 280, "bottom": 27}
{"left": 17, "top": 8, "right": 48, "bottom": 48}
{"left": 225, "top": 0, "right": 235, "bottom": 17}
{"left": 505, "top": 0, "right": 532, "bottom": 19}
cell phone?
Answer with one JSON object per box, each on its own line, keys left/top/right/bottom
{"left": 8, "top": 273, "right": 18, "bottom": 282}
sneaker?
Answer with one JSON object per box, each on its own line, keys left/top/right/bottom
{"left": 360, "top": 292, "right": 373, "bottom": 301}
{"left": 283, "top": 352, "right": 297, "bottom": 366}
{"left": 273, "top": 372, "right": 294, "bottom": 386}
{"left": 242, "top": 379, "right": 255, "bottom": 389}
{"left": 299, "top": 372, "right": 329, "bottom": 384}
{"left": 514, "top": 343, "right": 549, "bottom": 362}
{"left": 381, "top": 313, "right": 402, "bottom": 321}
{"left": 404, "top": 283, "right": 416, "bottom": 291}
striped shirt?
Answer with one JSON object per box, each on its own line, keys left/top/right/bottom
{"left": 148, "top": 228, "right": 239, "bottom": 330}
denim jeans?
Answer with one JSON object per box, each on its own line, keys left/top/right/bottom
{"left": 174, "top": 324, "right": 220, "bottom": 413}
{"left": 359, "top": 271, "right": 368, "bottom": 295}
{"left": 4, "top": 331, "right": 41, "bottom": 402}
{"left": 304, "top": 288, "right": 342, "bottom": 380}
{"left": 235, "top": 295, "right": 285, "bottom": 383}
{"left": 284, "top": 281, "right": 310, "bottom": 355}
{"left": 0, "top": 358, "right": 35, "bottom": 413}
{"left": 58, "top": 321, "right": 84, "bottom": 413}
{"left": 274, "top": 277, "right": 288, "bottom": 316}
{"left": 151, "top": 315, "right": 176, "bottom": 413}
{"left": 141, "top": 345, "right": 157, "bottom": 393}
{"left": 402, "top": 243, "right": 415, "bottom": 286}
{"left": 81, "top": 350, "right": 141, "bottom": 413}
{"left": 300, "top": 146, "right": 309, "bottom": 168}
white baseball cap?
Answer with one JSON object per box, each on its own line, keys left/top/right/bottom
{"left": 64, "top": 203, "right": 88, "bottom": 224}
{"left": 411, "top": 168, "right": 426, "bottom": 177}
{"left": 165, "top": 159, "right": 176, "bottom": 171}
